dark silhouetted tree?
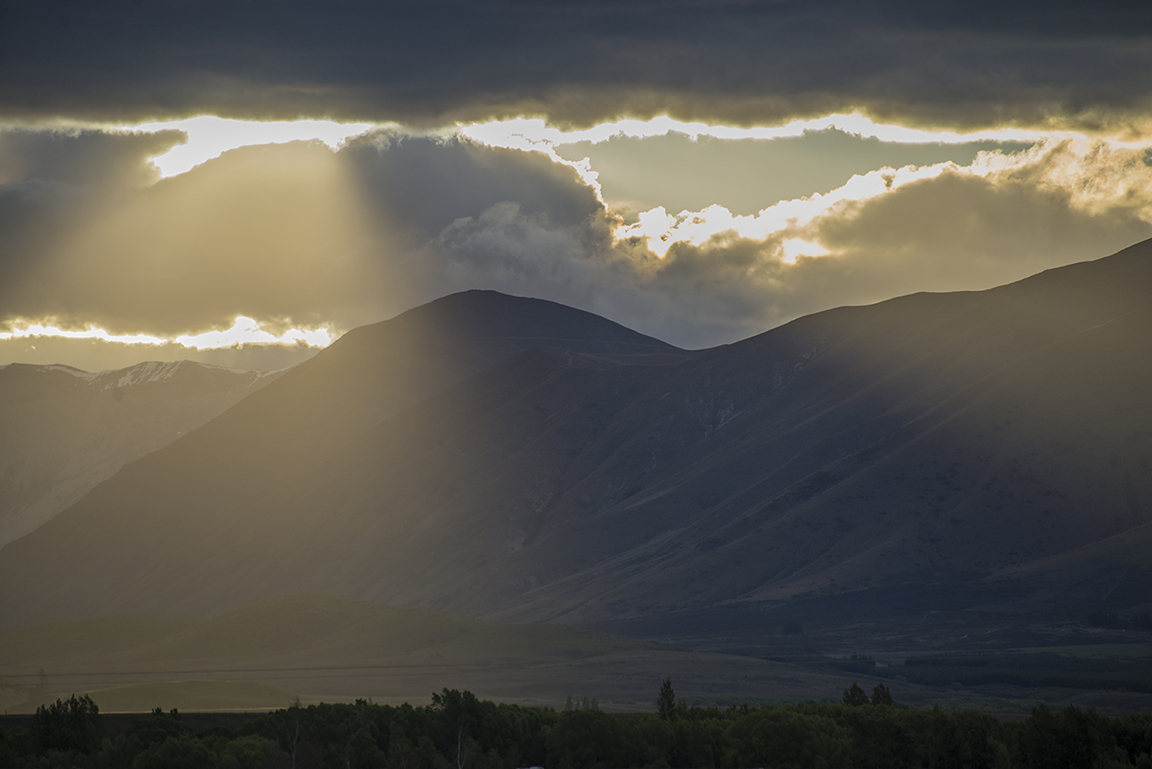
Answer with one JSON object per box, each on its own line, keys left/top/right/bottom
{"left": 657, "top": 678, "right": 676, "bottom": 720}
{"left": 842, "top": 682, "right": 869, "bottom": 707}
{"left": 871, "top": 683, "right": 893, "bottom": 706}
{"left": 31, "top": 694, "right": 103, "bottom": 753}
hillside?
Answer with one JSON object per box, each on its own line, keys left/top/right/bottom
{"left": 0, "top": 244, "right": 1150, "bottom": 651}
{"left": 0, "top": 360, "right": 283, "bottom": 548}
{"left": 0, "top": 293, "right": 687, "bottom": 630}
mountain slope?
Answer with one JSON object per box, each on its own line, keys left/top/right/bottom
{"left": 250, "top": 242, "right": 1152, "bottom": 630}
{"left": 1, "top": 244, "right": 1150, "bottom": 641}
{"left": 0, "top": 293, "right": 687, "bottom": 630}
{"left": 0, "top": 360, "right": 283, "bottom": 548}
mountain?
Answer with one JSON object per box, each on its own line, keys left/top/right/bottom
{"left": 0, "top": 244, "right": 1150, "bottom": 647}
{"left": 0, "top": 360, "right": 284, "bottom": 549}
{"left": 0, "top": 293, "right": 687, "bottom": 631}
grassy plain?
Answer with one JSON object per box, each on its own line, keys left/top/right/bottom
{"left": 0, "top": 594, "right": 866, "bottom": 713}
{"left": 6, "top": 594, "right": 1152, "bottom": 715}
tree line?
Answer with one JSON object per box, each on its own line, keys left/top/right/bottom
{"left": 5, "top": 683, "right": 1152, "bottom": 769}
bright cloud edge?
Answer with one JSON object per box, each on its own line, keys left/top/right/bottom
{"left": 0, "top": 316, "right": 335, "bottom": 350}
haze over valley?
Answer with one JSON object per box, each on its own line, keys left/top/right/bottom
{"left": 0, "top": 360, "right": 282, "bottom": 549}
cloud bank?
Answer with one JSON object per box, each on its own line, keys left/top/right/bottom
{"left": 3, "top": 1, "right": 1152, "bottom": 133}
{"left": 1, "top": 122, "right": 1150, "bottom": 365}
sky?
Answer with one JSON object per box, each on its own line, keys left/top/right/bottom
{"left": 2, "top": 1, "right": 1152, "bottom": 370}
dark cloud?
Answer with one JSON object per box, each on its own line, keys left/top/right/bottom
{"left": 2, "top": 1, "right": 1152, "bottom": 130}
{"left": 0, "top": 129, "right": 184, "bottom": 187}
{"left": 0, "top": 129, "right": 187, "bottom": 301}
{"left": 342, "top": 132, "right": 603, "bottom": 234}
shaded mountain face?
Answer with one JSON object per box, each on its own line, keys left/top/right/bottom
{"left": 0, "top": 249, "right": 1150, "bottom": 640}
{"left": 0, "top": 292, "right": 687, "bottom": 631}
{"left": 0, "top": 360, "right": 283, "bottom": 549}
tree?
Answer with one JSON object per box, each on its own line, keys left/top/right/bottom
{"left": 842, "top": 682, "right": 869, "bottom": 707}
{"left": 871, "top": 683, "right": 893, "bottom": 706}
{"left": 657, "top": 678, "right": 676, "bottom": 720}
{"left": 132, "top": 734, "right": 214, "bottom": 769}
{"left": 285, "top": 697, "right": 304, "bottom": 769}
{"left": 31, "top": 694, "right": 103, "bottom": 753}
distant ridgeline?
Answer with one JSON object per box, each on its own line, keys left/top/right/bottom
{"left": 5, "top": 688, "right": 1152, "bottom": 769}
{"left": 3, "top": 243, "right": 1152, "bottom": 640}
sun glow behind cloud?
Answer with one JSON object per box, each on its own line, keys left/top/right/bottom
{"left": 781, "top": 239, "right": 830, "bottom": 264}
{"left": 0, "top": 316, "right": 334, "bottom": 350}
{"left": 128, "top": 116, "right": 376, "bottom": 177}
{"left": 175, "top": 317, "right": 332, "bottom": 349}
{"left": 112, "top": 111, "right": 1147, "bottom": 277}
{"left": 12, "top": 110, "right": 1143, "bottom": 368}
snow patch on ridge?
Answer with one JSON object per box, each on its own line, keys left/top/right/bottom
{"left": 110, "top": 360, "right": 188, "bottom": 388}
{"left": 90, "top": 360, "right": 268, "bottom": 390}
{"left": 2, "top": 359, "right": 285, "bottom": 390}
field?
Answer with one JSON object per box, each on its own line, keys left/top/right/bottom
{"left": 5, "top": 594, "right": 1152, "bottom": 715}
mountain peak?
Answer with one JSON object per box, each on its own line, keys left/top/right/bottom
{"left": 2, "top": 244, "right": 1151, "bottom": 642}
{"left": 336, "top": 289, "right": 682, "bottom": 357}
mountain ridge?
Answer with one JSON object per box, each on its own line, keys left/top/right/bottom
{"left": 0, "top": 359, "right": 285, "bottom": 549}
{"left": 1, "top": 244, "right": 1150, "bottom": 646}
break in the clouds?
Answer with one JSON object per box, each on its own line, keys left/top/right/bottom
{"left": 3, "top": 1, "right": 1152, "bottom": 134}
{"left": 132, "top": 117, "right": 376, "bottom": 178}
{"left": 2, "top": 118, "right": 1150, "bottom": 363}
